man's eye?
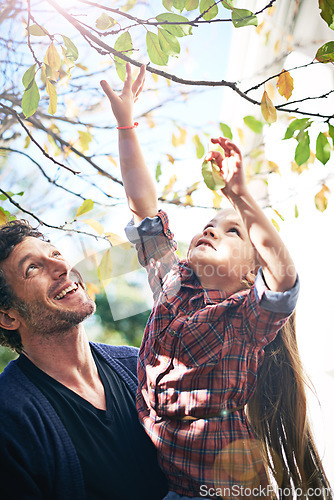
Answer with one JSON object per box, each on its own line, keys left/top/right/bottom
{"left": 52, "top": 251, "right": 61, "bottom": 257}
{"left": 26, "top": 264, "right": 37, "bottom": 275}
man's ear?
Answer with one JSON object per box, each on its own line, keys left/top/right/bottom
{"left": 0, "top": 310, "right": 21, "bottom": 331}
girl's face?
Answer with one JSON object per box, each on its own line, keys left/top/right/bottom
{"left": 187, "top": 209, "right": 256, "bottom": 292}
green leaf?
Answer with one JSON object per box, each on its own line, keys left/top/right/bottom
{"left": 315, "top": 41, "right": 334, "bottom": 63}
{"left": 115, "top": 59, "right": 126, "bottom": 81}
{"left": 243, "top": 115, "right": 263, "bottom": 134}
{"left": 294, "top": 204, "right": 299, "bottom": 218}
{"left": 158, "top": 28, "right": 180, "bottom": 56}
{"left": 319, "top": 0, "right": 334, "bottom": 29}
{"left": 192, "top": 134, "right": 205, "bottom": 158}
{"left": 155, "top": 162, "right": 162, "bottom": 182}
{"left": 95, "top": 13, "right": 117, "bottom": 30}
{"left": 75, "top": 199, "right": 94, "bottom": 218}
{"left": 316, "top": 132, "right": 331, "bottom": 164}
{"left": 222, "top": 0, "right": 236, "bottom": 9}
{"left": 295, "top": 131, "right": 310, "bottom": 166}
{"left": 121, "top": 0, "right": 136, "bottom": 12}
{"left": 156, "top": 13, "right": 192, "bottom": 37}
{"left": 185, "top": 0, "right": 199, "bottom": 10}
{"left": 0, "top": 191, "right": 23, "bottom": 201}
{"left": 202, "top": 159, "right": 225, "bottom": 191}
{"left": 26, "top": 24, "right": 48, "bottom": 36}
{"left": 22, "top": 80, "right": 40, "bottom": 118}
{"left": 173, "top": 0, "right": 185, "bottom": 11}
{"left": 22, "top": 64, "right": 36, "bottom": 89}
{"left": 219, "top": 122, "right": 233, "bottom": 139}
{"left": 163, "top": 0, "right": 174, "bottom": 11}
{"left": 98, "top": 249, "right": 113, "bottom": 283}
{"left": 284, "top": 118, "right": 312, "bottom": 140}
{"left": 232, "top": 8, "right": 258, "bottom": 28}
{"left": 146, "top": 31, "right": 169, "bottom": 65}
{"left": 62, "top": 35, "right": 79, "bottom": 61}
{"left": 114, "top": 32, "right": 133, "bottom": 80}
{"left": 328, "top": 123, "right": 334, "bottom": 146}
{"left": 199, "top": 0, "right": 218, "bottom": 21}
{"left": 46, "top": 80, "right": 57, "bottom": 115}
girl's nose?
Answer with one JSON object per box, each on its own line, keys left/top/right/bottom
{"left": 203, "top": 227, "right": 217, "bottom": 238}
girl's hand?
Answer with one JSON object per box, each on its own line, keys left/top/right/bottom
{"left": 205, "top": 137, "right": 247, "bottom": 198}
{"left": 100, "top": 63, "right": 146, "bottom": 128}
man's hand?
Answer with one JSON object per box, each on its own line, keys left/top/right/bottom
{"left": 100, "top": 63, "right": 146, "bottom": 128}
{"left": 205, "top": 137, "right": 247, "bottom": 199}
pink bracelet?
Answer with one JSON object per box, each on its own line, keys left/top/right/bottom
{"left": 116, "top": 122, "right": 138, "bottom": 130}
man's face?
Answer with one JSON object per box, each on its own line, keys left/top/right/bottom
{"left": 2, "top": 237, "right": 95, "bottom": 337}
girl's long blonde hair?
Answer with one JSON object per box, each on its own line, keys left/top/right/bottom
{"left": 247, "top": 314, "right": 332, "bottom": 499}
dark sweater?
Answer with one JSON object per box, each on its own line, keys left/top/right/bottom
{"left": 0, "top": 343, "right": 166, "bottom": 500}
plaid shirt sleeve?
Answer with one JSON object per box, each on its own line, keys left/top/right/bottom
{"left": 237, "top": 268, "right": 299, "bottom": 345}
{"left": 124, "top": 210, "right": 179, "bottom": 301}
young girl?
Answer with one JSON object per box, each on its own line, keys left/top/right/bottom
{"left": 101, "top": 64, "right": 332, "bottom": 499}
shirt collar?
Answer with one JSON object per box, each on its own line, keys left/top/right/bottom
{"left": 179, "top": 260, "right": 248, "bottom": 305}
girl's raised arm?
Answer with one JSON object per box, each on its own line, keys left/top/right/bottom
{"left": 100, "top": 63, "right": 158, "bottom": 224}
{"left": 207, "top": 137, "right": 297, "bottom": 293}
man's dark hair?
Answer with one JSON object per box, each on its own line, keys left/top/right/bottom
{"left": 0, "top": 220, "right": 48, "bottom": 353}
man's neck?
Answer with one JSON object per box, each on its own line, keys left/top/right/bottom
{"left": 21, "top": 325, "right": 106, "bottom": 410}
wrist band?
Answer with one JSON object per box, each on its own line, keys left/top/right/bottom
{"left": 117, "top": 122, "right": 138, "bottom": 130}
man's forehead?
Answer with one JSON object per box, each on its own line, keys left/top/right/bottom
{"left": 6, "top": 238, "right": 57, "bottom": 264}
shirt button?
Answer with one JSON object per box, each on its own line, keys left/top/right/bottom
{"left": 170, "top": 330, "right": 176, "bottom": 337}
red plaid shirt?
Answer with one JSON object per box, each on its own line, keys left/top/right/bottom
{"left": 127, "top": 211, "right": 299, "bottom": 497}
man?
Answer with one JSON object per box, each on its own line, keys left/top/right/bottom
{"left": 0, "top": 220, "right": 168, "bottom": 499}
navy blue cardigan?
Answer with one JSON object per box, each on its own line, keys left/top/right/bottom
{"left": 0, "top": 343, "right": 139, "bottom": 499}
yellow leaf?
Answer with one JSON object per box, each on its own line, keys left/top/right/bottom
{"left": 266, "top": 82, "right": 276, "bottom": 100}
{"left": 85, "top": 282, "right": 100, "bottom": 301}
{"left": 145, "top": 114, "right": 155, "bottom": 128}
{"left": 256, "top": 21, "right": 264, "bottom": 34}
{"left": 261, "top": 90, "right": 277, "bottom": 124}
{"left": 46, "top": 79, "right": 57, "bottom": 115}
{"left": 277, "top": 70, "right": 294, "bottom": 100}
{"left": 151, "top": 72, "right": 159, "bottom": 83}
{"left": 105, "top": 232, "right": 131, "bottom": 249}
{"left": 185, "top": 194, "right": 193, "bottom": 206}
{"left": 75, "top": 199, "right": 94, "bottom": 218}
{"left": 315, "top": 185, "right": 330, "bottom": 212}
{"left": 274, "top": 39, "right": 280, "bottom": 55}
{"left": 82, "top": 218, "right": 104, "bottom": 235}
{"left": 268, "top": 160, "right": 280, "bottom": 174}
{"left": 237, "top": 128, "right": 245, "bottom": 145}
{"left": 0, "top": 210, "right": 7, "bottom": 226}
{"left": 24, "top": 136, "right": 31, "bottom": 149}
{"left": 271, "top": 218, "right": 280, "bottom": 232}
{"left": 163, "top": 174, "right": 177, "bottom": 195}
{"left": 108, "top": 156, "right": 118, "bottom": 167}
{"left": 166, "top": 154, "right": 175, "bottom": 164}
{"left": 98, "top": 249, "right": 113, "bottom": 284}
{"left": 78, "top": 130, "right": 92, "bottom": 153}
{"left": 45, "top": 42, "right": 61, "bottom": 73}
{"left": 213, "top": 191, "right": 222, "bottom": 209}
{"left": 172, "top": 127, "right": 187, "bottom": 147}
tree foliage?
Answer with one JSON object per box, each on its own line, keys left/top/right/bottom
{"left": 0, "top": 0, "right": 333, "bottom": 345}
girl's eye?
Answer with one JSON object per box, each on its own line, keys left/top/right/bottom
{"left": 228, "top": 227, "right": 240, "bottom": 236}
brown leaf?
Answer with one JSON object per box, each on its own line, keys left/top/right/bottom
{"left": 277, "top": 70, "right": 294, "bottom": 100}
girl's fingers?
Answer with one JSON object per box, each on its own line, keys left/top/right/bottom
{"left": 100, "top": 80, "right": 117, "bottom": 102}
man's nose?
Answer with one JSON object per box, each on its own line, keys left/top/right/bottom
{"left": 48, "top": 257, "right": 71, "bottom": 279}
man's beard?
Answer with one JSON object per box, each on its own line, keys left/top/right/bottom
{"left": 14, "top": 293, "right": 96, "bottom": 338}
